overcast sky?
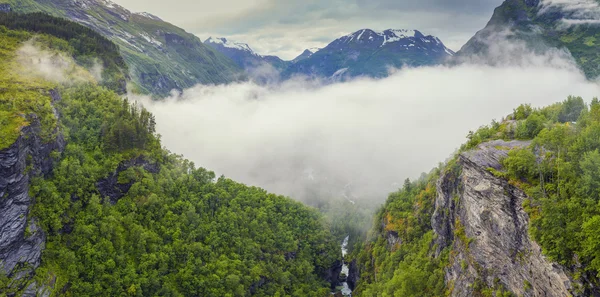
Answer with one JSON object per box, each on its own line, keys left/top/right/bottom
{"left": 111, "top": 0, "right": 504, "bottom": 60}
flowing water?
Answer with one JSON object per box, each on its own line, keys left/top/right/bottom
{"left": 340, "top": 236, "right": 352, "bottom": 296}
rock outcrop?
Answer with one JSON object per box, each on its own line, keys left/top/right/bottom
{"left": 322, "top": 260, "right": 343, "bottom": 290}
{"left": 347, "top": 259, "right": 359, "bottom": 291}
{"left": 96, "top": 156, "right": 159, "bottom": 204}
{"left": 0, "top": 4, "right": 11, "bottom": 13}
{"left": 0, "top": 94, "right": 65, "bottom": 293}
{"left": 432, "top": 140, "right": 572, "bottom": 296}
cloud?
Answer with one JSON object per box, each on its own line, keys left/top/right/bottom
{"left": 111, "top": 0, "right": 503, "bottom": 59}
{"left": 136, "top": 42, "right": 600, "bottom": 204}
{"left": 15, "top": 41, "right": 98, "bottom": 84}
{"left": 539, "top": 0, "right": 600, "bottom": 26}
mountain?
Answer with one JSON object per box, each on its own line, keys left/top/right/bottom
{"left": 283, "top": 29, "right": 454, "bottom": 79}
{"left": 0, "top": 12, "right": 340, "bottom": 296}
{"left": 292, "top": 48, "right": 320, "bottom": 63}
{"left": 0, "top": 0, "right": 244, "bottom": 96}
{"left": 457, "top": 0, "right": 600, "bottom": 78}
{"left": 204, "top": 37, "right": 289, "bottom": 83}
{"left": 204, "top": 37, "right": 288, "bottom": 70}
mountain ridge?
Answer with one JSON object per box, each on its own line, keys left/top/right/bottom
{"left": 0, "top": 0, "right": 245, "bottom": 96}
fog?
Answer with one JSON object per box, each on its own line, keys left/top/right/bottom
{"left": 137, "top": 48, "right": 600, "bottom": 204}
{"left": 16, "top": 41, "right": 101, "bottom": 84}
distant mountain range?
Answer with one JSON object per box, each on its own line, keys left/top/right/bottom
{"left": 4, "top": 0, "right": 600, "bottom": 96}
{"left": 283, "top": 29, "right": 454, "bottom": 80}
{"left": 205, "top": 29, "right": 455, "bottom": 82}
{"left": 1, "top": 0, "right": 244, "bottom": 96}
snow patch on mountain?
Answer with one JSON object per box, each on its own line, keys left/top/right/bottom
{"left": 205, "top": 37, "right": 258, "bottom": 55}
{"left": 134, "top": 12, "right": 163, "bottom": 21}
{"left": 139, "top": 32, "right": 163, "bottom": 47}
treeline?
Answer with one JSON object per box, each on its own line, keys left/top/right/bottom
{"left": 0, "top": 12, "right": 128, "bottom": 93}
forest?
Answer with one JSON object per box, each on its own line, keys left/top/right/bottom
{"left": 0, "top": 14, "right": 339, "bottom": 297}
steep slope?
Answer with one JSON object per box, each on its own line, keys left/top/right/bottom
{"left": 0, "top": 0, "right": 244, "bottom": 96}
{"left": 353, "top": 98, "right": 600, "bottom": 296}
{"left": 283, "top": 29, "right": 454, "bottom": 80}
{"left": 457, "top": 0, "right": 600, "bottom": 78}
{"left": 432, "top": 140, "right": 572, "bottom": 296}
{"left": 0, "top": 14, "right": 339, "bottom": 296}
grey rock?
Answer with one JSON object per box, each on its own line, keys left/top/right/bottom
{"left": 96, "top": 156, "right": 159, "bottom": 204}
{"left": 347, "top": 259, "right": 359, "bottom": 291}
{"left": 0, "top": 4, "right": 11, "bottom": 13}
{"left": 322, "top": 260, "right": 343, "bottom": 290}
{"left": 432, "top": 140, "right": 572, "bottom": 297}
{"left": 0, "top": 91, "right": 64, "bottom": 294}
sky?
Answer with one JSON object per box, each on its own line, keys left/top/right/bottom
{"left": 110, "top": 0, "right": 504, "bottom": 60}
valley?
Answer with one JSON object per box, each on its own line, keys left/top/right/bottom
{"left": 2, "top": 0, "right": 600, "bottom": 296}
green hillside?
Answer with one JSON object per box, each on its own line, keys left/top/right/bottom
{"left": 0, "top": 14, "right": 338, "bottom": 296}
{"left": 0, "top": 0, "right": 244, "bottom": 97}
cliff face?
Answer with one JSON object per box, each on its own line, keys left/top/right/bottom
{"left": 0, "top": 92, "right": 64, "bottom": 295}
{"left": 432, "top": 140, "right": 572, "bottom": 296}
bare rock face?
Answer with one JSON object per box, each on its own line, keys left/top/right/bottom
{"left": 0, "top": 93, "right": 65, "bottom": 293}
{"left": 0, "top": 4, "right": 11, "bottom": 13}
{"left": 432, "top": 140, "right": 572, "bottom": 296}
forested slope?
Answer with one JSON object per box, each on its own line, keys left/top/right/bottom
{"left": 0, "top": 14, "right": 339, "bottom": 296}
{"left": 353, "top": 97, "right": 600, "bottom": 296}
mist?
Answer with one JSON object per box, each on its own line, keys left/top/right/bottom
{"left": 15, "top": 40, "right": 101, "bottom": 85}
{"left": 137, "top": 49, "right": 600, "bottom": 204}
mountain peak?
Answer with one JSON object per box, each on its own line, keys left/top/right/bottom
{"left": 204, "top": 37, "right": 257, "bottom": 55}
{"left": 336, "top": 28, "right": 445, "bottom": 48}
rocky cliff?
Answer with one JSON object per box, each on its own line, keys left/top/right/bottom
{"left": 432, "top": 140, "right": 573, "bottom": 296}
{"left": 0, "top": 91, "right": 64, "bottom": 296}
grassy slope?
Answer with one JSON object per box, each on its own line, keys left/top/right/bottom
{"left": 0, "top": 27, "right": 71, "bottom": 149}
{"left": 0, "top": 0, "right": 244, "bottom": 97}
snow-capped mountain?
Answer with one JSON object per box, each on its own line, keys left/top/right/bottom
{"left": 204, "top": 37, "right": 288, "bottom": 72}
{"left": 283, "top": 28, "right": 454, "bottom": 79}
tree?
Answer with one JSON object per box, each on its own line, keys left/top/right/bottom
{"left": 579, "top": 150, "right": 600, "bottom": 200}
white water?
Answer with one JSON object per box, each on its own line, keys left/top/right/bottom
{"left": 340, "top": 236, "right": 352, "bottom": 296}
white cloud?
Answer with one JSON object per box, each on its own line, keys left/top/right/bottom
{"left": 136, "top": 44, "right": 600, "bottom": 203}
{"left": 539, "top": 0, "right": 600, "bottom": 26}
{"left": 15, "top": 41, "right": 99, "bottom": 84}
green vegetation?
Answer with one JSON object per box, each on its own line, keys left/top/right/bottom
{"left": 0, "top": 12, "right": 132, "bottom": 149}
{"left": 353, "top": 171, "right": 448, "bottom": 296}
{"left": 0, "top": 18, "right": 338, "bottom": 296}
{"left": 1, "top": 0, "right": 244, "bottom": 97}
{"left": 496, "top": 98, "right": 600, "bottom": 286}
{"left": 0, "top": 26, "right": 58, "bottom": 149}
{"left": 25, "top": 85, "right": 337, "bottom": 297}
{"left": 352, "top": 96, "right": 600, "bottom": 296}
{"left": 462, "top": 0, "right": 600, "bottom": 79}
